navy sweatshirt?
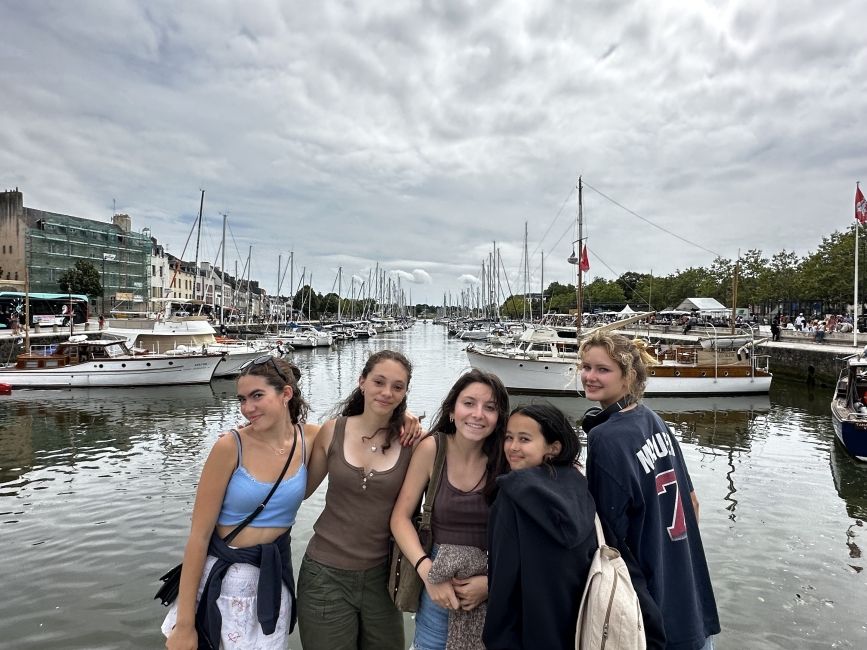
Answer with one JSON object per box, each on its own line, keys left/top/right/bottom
{"left": 586, "top": 404, "right": 720, "bottom": 650}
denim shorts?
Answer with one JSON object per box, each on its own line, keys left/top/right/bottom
{"left": 411, "top": 545, "right": 448, "bottom": 650}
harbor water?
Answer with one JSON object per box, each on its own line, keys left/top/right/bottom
{"left": 1, "top": 323, "right": 865, "bottom": 649}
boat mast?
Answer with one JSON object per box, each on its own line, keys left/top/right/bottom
{"left": 193, "top": 190, "right": 204, "bottom": 302}
{"left": 856, "top": 181, "right": 862, "bottom": 347}
{"left": 568, "top": 176, "right": 584, "bottom": 338}
{"left": 731, "top": 252, "right": 739, "bottom": 335}
{"left": 220, "top": 213, "right": 226, "bottom": 329}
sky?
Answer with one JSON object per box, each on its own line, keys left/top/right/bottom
{"left": 1, "top": 0, "right": 866, "bottom": 306}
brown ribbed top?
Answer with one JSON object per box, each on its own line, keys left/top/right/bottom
{"left": 306, "top": 416, "right": 413, "bottom": 570}
{"left": 431, "top": 457, "right": 489, "bottom": 550}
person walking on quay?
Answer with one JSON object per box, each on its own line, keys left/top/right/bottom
{"left": 771, "top": 315, "right": 781, "bottom": 342}
{"left": 483, "top": 403, "right": 597, "bottom": 650}
{"left": 161, "top": 356, "right": 313, "bottom": 650}
{"left": 579, "top": 332, "right": 720, "bottom": 650}
{"left": 391, "top": 368, "right": 509, "bottom": 650}
{"left": 298, "top": 350, "right": 419, "bottom": 650}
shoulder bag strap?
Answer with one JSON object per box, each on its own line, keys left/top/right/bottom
{"left": 223, "top": 424, "right": 299, "bottom": 545}
{"left": 419, "top": 432, "right": 447, "bottom": 533}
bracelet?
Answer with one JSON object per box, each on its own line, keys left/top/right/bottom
{"left": 414, "top": 554, "right": 430, "bottom": 572}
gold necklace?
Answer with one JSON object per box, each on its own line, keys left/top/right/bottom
{"left": 252, "top": 431, "right": 290, "bottom": 455}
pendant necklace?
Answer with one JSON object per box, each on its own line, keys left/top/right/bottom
{"left": 361, "top": 429, "right": 386, "bottom": 453}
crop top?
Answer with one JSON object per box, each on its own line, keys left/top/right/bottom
{"left": 217, "top": 426, "right": 306, "bottom": 528}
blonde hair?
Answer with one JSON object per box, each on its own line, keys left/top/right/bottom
{"left": 579, "top": 332, "right": 658, "bottom": 403}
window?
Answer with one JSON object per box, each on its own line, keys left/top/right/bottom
{"left": 152, "top": 265, "right": 156, "bottom": 276}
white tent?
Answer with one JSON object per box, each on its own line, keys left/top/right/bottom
{"left": 675, "top": 297, "right": 727, "bottom": 312}
{"left": 619, "top": 304, "right": 637, "bottom": 314}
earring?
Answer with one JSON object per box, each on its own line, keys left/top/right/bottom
{"left": 449, "top": 415, "right": 454, "bottom": 422}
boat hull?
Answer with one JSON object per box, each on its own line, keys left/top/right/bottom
{"left": 466, "top": 348, "right": 772, "bottom": 396}
{"left": 0, "top": 354, "right": 222, "bottom": 388}
{"left": 831, "top": 401, "right": 867, "bottom": 462}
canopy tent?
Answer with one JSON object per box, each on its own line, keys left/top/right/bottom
{"left": 675, "top": 297, "right": 727, "bottom": 313}
{"left": 619, "top": 304, "right": 637, "bottom": 314}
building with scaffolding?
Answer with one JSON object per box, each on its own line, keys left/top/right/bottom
{"left": 0, "top": 189, "right": 151, "bottom": 315}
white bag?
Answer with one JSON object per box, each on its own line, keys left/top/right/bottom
{"left": 575, "top": 515, "right": 646, "bottom": 649}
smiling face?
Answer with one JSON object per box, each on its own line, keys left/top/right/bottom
{"left": 451, "top": 381, "right": 499, "bottom": 443}
{"left": 358, "top": 359, "right": 409, "bottom": 416}
{"left": 237, "top": 374, "right": 291, "bottom": 431}
{"left": 504, "top": 412, "right": 562, "bottom": 470}
{"left": 580, "top": 345, "right": 630, "bottom": 408}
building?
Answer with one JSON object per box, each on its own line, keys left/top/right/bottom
{"left": 0, "top": 189, "right": 151, "bottom": 315}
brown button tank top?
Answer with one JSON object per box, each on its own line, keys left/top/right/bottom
{"left": 305, "top": 416, "right": 413, "bottom": 570}
{"left": 431, "top": 455, "right": 490, "bottom": 550}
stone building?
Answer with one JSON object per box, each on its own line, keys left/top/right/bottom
{"left": 0, "top": 188, "right": 151, "bottom": 314}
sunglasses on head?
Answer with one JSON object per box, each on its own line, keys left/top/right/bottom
{"left": 241, "top": 355, "right": 289, "bottom": 384}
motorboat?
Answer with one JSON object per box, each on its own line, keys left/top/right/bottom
{"left": 830, "top": 350, "right": 867, "bottom": 461}
{"left": 103, "top": 316, "right": 270, "bottom": 377}
{"left": 0, "top": 336, "right": 223, "bottom": 388}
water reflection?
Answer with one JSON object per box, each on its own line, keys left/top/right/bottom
{"left": 508, "top": 393, "right": 772, "bottom": 523}
{"left": 829, "top": 441, "right": 867, "bottom": 571}
{"left": 0, "top": 384, "right": 226, "bottom": 493}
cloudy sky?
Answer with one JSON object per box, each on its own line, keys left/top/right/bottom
{"left": 1, "top": 0, "right": 865, "bottom": 306}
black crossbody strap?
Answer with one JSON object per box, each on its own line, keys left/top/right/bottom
{"left": 223, "top": 424, "right": 299, "bottom": 545}
{"left": 419, "top": 432, "right": 447, "bottom": 533}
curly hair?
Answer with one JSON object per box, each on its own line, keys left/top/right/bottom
{"left": 239, "top": 356, "right": 309, "bottom": 424}
{"left": 579, "top": 332, "right": 658, "bottom": 404}
{"left": 335, "top": 349, "right": 413, "bottom": 453}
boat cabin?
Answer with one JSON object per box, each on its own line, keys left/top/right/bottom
{"left": 15, "top": 339, "right": 134, "bottom": 369}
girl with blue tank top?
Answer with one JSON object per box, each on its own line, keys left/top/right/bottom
{"left": 161, "top": 356, "right": 314, "bottom": 650}
{"left": 391, "top": 369, "right": 510, "bottom": 650}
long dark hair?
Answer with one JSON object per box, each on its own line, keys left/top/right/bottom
{"left": 239, "top": 356, "right": 308, "bottom": 424}
{"left": 428, "top": 368, "right": 509, "bottom": 502}
{"left": 509, "top": 403, "right": 580, "bottom": 467}
{"left": 335, "top": 349, "right": 413, "bottom": 452}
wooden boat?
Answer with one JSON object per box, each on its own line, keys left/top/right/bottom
{"left": 830, "top": 351, "right": 867, "bottom": 461}
{"left": 0, "top": 336, "right": 223, "bottom": 388}
{"left": 466, "top": 317, "right": 772, "bottom": 396}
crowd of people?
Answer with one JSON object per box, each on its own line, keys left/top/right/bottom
{"left": 160, "top": 338, "right": 720, "bottom": 650}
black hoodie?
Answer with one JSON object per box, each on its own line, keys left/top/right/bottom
{"left": 483, "top": 464, "right": 597, "bottom": 650}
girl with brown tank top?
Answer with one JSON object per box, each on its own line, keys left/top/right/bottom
{"left": 298, "top": 350, "right": 417, "bottom": 650}
{"left": 390, "top": 369, "right": 510, "bottom": 650}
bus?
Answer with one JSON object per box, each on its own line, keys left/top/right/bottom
{"left": 0, "top": 292, "right": 90, "bottom": 328}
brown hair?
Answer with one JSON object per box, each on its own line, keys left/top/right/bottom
{"left": 239, "top": 356, "right": 309, "bottom": 424}
{"left": 336, "top": 349, "right": 413, "bottom": 452}
{"left": 428, "top": 368, "right": 509, "bottom": 502}
{"left": 579, "top": 332, "right": 658, "bottom": 404}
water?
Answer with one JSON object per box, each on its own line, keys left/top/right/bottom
{"left": 1, "top": 324, "right": 865, "bottom": 649}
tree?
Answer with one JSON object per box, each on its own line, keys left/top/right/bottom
{"left": 58, "top": 260, "right": 102, "bottom": 297}
{"left": 584, "top": 277, "right": 626, "bottom": 311}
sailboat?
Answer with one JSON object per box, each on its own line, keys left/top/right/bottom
{"left": 466, "top": 177, "right": 773, "bottom": 396}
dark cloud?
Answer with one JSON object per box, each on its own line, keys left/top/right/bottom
{"left": 1, "top": 0, "right": 865, "bottom": 304}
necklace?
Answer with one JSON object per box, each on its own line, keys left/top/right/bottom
{"left": 361, "top": 429, "right": 387, "bottom": 453}
{"left": 252, "top": 431, "right": 289, "bottom": 455}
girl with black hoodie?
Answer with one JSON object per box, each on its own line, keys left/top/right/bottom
{"left": 483, "top": 403, "right": 597, "bottom": 650}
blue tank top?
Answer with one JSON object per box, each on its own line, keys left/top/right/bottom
{"left": 217, "top": 426, "right": 306, "bottom": 528}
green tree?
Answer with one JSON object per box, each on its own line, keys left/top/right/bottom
{"left": 58, "top": 260, "right": 102, "bottom": 298}
{"left": 616, "top": 272, "right": 649, "bottom": 304}
{"left": 584, "top": 277, "right": 626, "bottom": 311}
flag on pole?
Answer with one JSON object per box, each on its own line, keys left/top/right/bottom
{"left": 580, "top": 245, "right": 590, "bottom": 272}
{"left": 857, "top": 184, "right": 867, "bottom": 224}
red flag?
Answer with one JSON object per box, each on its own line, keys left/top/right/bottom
{"left": 580, "top": 245, "right": 590, "bottom": 272}
{"left": 857, "top": 184, "right": 867, "bottom": 224}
